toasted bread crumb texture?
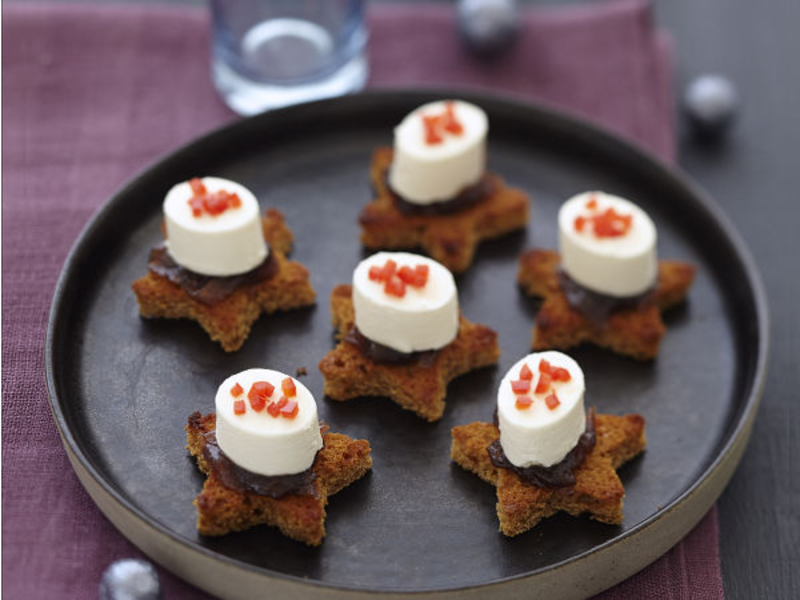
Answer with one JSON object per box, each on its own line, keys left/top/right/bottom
{"left": 359, "top": 147, "right": 529, "bottom": 273}
{"left": 132, "top": 210, "right": 315, "bottom": 352}
{"left": 517, "top": 249, "right": 695, "bottom": 360}
{"left": 451, "top": 413, "right": 646, "bottom": 536}
{"left": 318, "top": 284, "right": 500, "bottom": 422}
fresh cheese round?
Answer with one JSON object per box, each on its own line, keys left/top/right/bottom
{"left": 352, "top": 251, "right": 459, "bottom": 354}
{"left": 388, "top": 100, "right": 488, "bottom": 204}
{"left": 163, "top": 177, "right": 268, "bottom": 277}
{"left": 497, "top": 351, "right": 586, "bottom": 468}
{"left": 558, "top": 191, "right": 658, "bottom": 297}
{"left": 214, "top": 368, "right": 323, "bottom": 477}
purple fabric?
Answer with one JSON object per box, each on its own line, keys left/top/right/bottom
{"left": 2, "top": 2, "right": 722, "bottom": 598}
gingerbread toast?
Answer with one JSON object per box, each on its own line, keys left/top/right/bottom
{"left": 318, "top": 284, "right": 500, "bottom": 421}
{"left": 186, "top": 412, "right": 372, "bottom": 546}
{"left": 451, "top": 412, "right": 646, "bottom": 536}
{"left": 132, "top": 209, "right": 315, "bottom": 352}
{"left": 359, "top": 147, "right": 529, "bottom": 273}
{"left": 518, "top": 249, "right": 695, "bottom": 360}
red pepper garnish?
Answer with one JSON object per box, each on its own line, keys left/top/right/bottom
{"left": 539, "top": 359, "right": 552, "bottom": 375}
{"left": 552, "top": 367, "right": 571, "bottom": 382}
{"left": 369, "top": 259, "right": 430, "bottom": 297}
{"left": 384, "top": 274, "right": 407, "bottom": 298}
{"left": 574, "top": 204, "right": 633, "bottom": 238}
{"left": 230, "top": 383, "right": 243, "bottom": 397}
{"left": 186, "top": 177, "right": 242, "bottom": 218}
{"left": 511, "top": 380, "right": 531, "bottom": 394}
{"left": 247, "top": 381, "right": 274, "bottom": 412}
{"left": 233, "top": 399, "right": 246, "bottom": 415}
{"left": 189, "top": 178, "right": 206, "bottom": 196}
{"left": 280, "top": 400, "right": 299, "bottom": 418}
{"left": 545, "top": 392, "right": 561, "bottom": 409}
{"left": 515, "top": 396, "right": 533, "bottom": 410}
{"left": 421, "top": 102, "right": 464, "bottom": 145}
{"left": 442, "top": 101, "right": 464, "bottom": 135}
{"left": 281, "top": 377, "right": 296, "bottom": 398}
{"left": 535, "top": 373, "right": 552, "bottom": 394}
{"left": 519, "top": 363, "right": 533, "bottom": 381}
{"left": 423, "top": 115, "right": 444, "bottom": 144}
{"left": 586, "top": 196, "right": 598, "bottom": 210}
{"left": 248, "top": 393, "right": 266, "bottom": 412}
{"left": 266, "top": 402, "right": 280, "bottom": 417}
{"left": 397, "top": 265, "right": 417, "bottom": 285}
{"left": 380, "top": 259, "right": 398, "bottom": 280}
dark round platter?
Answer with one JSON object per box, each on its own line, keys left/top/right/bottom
{"left": 45, "top": 90, "right": 768, "bottom": 599}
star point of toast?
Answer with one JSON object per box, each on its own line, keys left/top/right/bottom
{"left": 359, "top": 147, "right": 529, "bottom": 273}
{"left": 186, "top": 412, "right": 372, "bottom": 546}
{"left": 132, "top": 209, "right": 315, "bottom": 352}
{"left": 318, "top": 284, "right": 500, "bottom": 422}
{"left": 451, "top": 413, "right": 646, "bottom": 536}
{"left": 518, "top": 249, "right": 695, "bottom": 360}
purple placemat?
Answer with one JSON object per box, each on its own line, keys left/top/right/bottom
{"left": 2, "top": 1, "right": 723, "bottom": 598}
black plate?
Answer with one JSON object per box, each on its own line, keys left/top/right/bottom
{"left": 46, "top": 91, "right": 767, "bottom": 596}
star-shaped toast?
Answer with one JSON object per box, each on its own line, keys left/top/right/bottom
{"left": 358, "top": 147, "right": 529, "bottom": 273}
{"left": 186, "top": 412, "right": 372, "bottom": 546}
{"left": 451, "top": 412, "right": 646, "bottom": 536}
{"left": 518, "top": 249, "right": 695, "bottom": 360}
{"left": 132, "top": 209, "right": 315, "bottom": 352}
{"left": 318, "top": 284, "right": 500, "bottom": 421}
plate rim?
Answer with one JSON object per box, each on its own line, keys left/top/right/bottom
{"left": 44, "top": 88, "right": 770, "bottom": 598}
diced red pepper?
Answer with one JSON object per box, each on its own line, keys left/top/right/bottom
{"left": 535, "top": 373, "right": 552, "bottom": 394}
{"left": 515, "top": 396, "right": 533, "bottom": 410}
{"left": 539, "top": 359, "right": 552, "bottom": 375}
{"left": 442, "top": 101, "right": 464, "bottom": 135}
{"left": 586, "top": 196, "right": 598, "bottom": 210}
{"left": 519, "top": 363, "right": 533, "bottom": 381}
{"left": 368, "top": 265, "right": 384, "bottom": 281}
{"left": 281, "top": 377, "right": 296, "bottom": 398}
{"left": 186, "top": 178, "right": 242, "bottom": 218}
{"left": 230, "top": 383, "right": 243, "bottom": 397}
{"left": 592, "top": 208, "right": 632, "bottom": 238}
{"left": 423, "top": 115, "right": 443, "bottom": 145}
{"left": 248, "top": 381, "right": 274, "bottom": 411}
{"left": 397, "top": 265, "right": 417, "bottom": 285}
{"left": 574, "top": 216, "right": 586, "bottom": 232}
{"left": 552, "top": 367, "right": 571, "bottom": 382}
{"left": 188, "top": 177, "right": 206, "bottom": 196}
{"left": 545, "top": 392, "right": 561, "bottom": 409}
{"left": 248, "top": 393, "right": 266, "bottom": 412}
{"left": 233, "top": 399, "right": 246, "bottom": 415}
{"left": 381, "top": 259, "right": 397, "bottom": 280}
{"left": 250, "top": 381, "right": 274, "bottom": 398}
{"left": 276, "top": 396, "right": 288, "bottom": 409}
{"left": 267, "top": 402, "right": 280, "bottom": 417}
{"left": 511, "top": 379, "right": 531, "bottom": 394}
{"left": 384, "top": 274, "right": 406, "bottom": 297}
{"left": 280, "top": 400, "right": 299, "bottom": 418}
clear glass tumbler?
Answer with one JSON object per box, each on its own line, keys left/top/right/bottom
{"left": 209, "top": 0, "right": 368, "bottom": 115}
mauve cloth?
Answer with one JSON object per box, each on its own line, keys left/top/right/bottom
{"left": 2, "top": 1, "right": 723, "bottom": 598}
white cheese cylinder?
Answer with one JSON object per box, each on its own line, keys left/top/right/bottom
{"left": 497, "top": 351, "right": 586, "bottom": 468}
{"left": 558, "top": 191, "right": 658, "bottom": 297}
{"left": 388, "top": 100, "right": 488, "bottom": 204}
{"left": 163, "top": 176, "right": 268, "bottom": 277}
{"left": 214, "top": 368, "right": 323, "bottom": 476}
{"left": 352, "top": 251, "right": 459, "bottom": 354}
